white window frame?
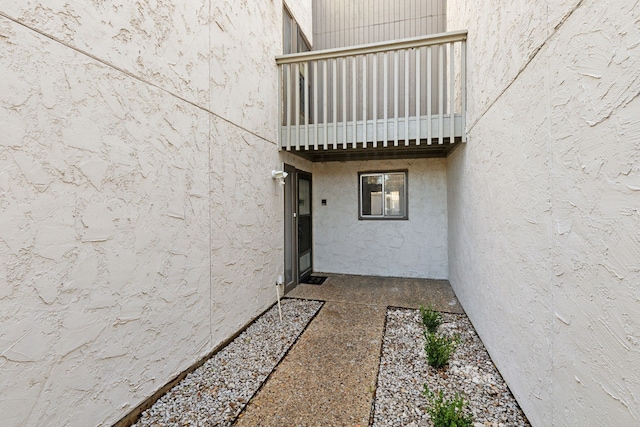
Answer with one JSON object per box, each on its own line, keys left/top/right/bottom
{"left": 358, "top": 170, "right": 408, "bottom": 220}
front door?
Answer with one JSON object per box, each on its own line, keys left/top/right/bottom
{"left": 283, "top": 165, "right": 312, "bottom": 291}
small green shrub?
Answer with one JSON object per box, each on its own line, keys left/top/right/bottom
{"left": 419, "top": 304, "right": 443, "bottom": 333}
{"left": 424, "top": 331, "right": 458, "bottom": 369}
{"left": 423, "top": 386, "right": 473, "bottom": 427}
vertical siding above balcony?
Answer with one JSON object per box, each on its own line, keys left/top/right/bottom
{"left": 313, "top": 0, "right": 447, "bottom": 49}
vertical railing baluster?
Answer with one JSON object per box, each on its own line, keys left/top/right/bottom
{"left": 342, "top": 57, "right": 347, "bottom": 149}
{"left": 323, "top": 59, "right": 328, "bottom": 149}
{"left": 394, "top": 50, "right": 399, "bottom": 147}
{"left": 427, "top": 46, "right": 432, "bottom": 145}
{"left": 373, "top": 53, "right": 378, "bottom": 148}
{"left": 404, "top": 49, "right": 409, "bottom": 146}
{"left": 352, "top": 56, "right": 357, "bottom": 149}
{"left": 313, "top": 60, "right": 318, "bottom": 149}
{"left": 332, "top": 58, "right": 338, "bottom": 149}
{"left": 416, "top": 48, "right": 421, "bottom": 145}
{"left": 286, "top": 63, "right": 292, "bottom": 150}
{"left": 438, "top": 43, "right": 444, "bottom": 145}
{"left": 294, "top": 62, "right": 300, "bottom": 150}
{"left": 362, "top": 54, "right": 367, "bottom": 148}
{"left": 383, "top": 52, "right": 388, "bottom": 148}
{"left": 450, "top": 42, "right": 455, "bottom": 145}
{"left": 304, "top": 61, "right": 309, "bottom": 150}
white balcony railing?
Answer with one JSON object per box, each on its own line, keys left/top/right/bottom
{"left": 276, "top": 30, "right": 467, "bottom": 156}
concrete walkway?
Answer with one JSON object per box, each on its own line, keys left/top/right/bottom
{"left": 234, "top": 274, "right": 463, "bottom": 426}
{"left": 287, "top": 274, "right": 463, "bottom": 313}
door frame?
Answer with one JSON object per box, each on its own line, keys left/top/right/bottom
{"left": 283, "top": 164, "right": 312, "bottom": 293}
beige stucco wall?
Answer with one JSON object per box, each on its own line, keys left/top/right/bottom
{"left": 447, "top": 1, "right": 640, "bottom": 425}
{"left": 0, "top": 1, "right": 304, "bottom": 425}
{"left": 313, "top": 158, "right": 448, "bottom": 279}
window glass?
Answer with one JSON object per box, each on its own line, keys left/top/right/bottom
{"left": 283, "top": 8, "right": 293, "bottom": 54}
{"left": 284, "top": 8, "right": 310, "bottom": 55}
{"left": 361, "top": 174, "right": 383, "bottom": 216}
{"left": 384, "top": 173, "right": 405, "bottom": 217}
{"left": 359, "top": 172, "right": 407, "bottom": 219}
{"left": 297, "top": 31, "right": 310, "bottom": 53}
{"left": 299, "top": 178, "right": 310, "bottom": 215}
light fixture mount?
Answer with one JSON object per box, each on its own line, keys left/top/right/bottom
{"left": 271, "top": 170, "right": 288, "bottom": 186}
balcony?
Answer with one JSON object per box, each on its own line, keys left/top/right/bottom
{"left": 276, "top": 30, "right": 467, "bottom": 162}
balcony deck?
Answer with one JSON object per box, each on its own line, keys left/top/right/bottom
{"left": 276, "top": 30, "right": 467, "bottom": 162}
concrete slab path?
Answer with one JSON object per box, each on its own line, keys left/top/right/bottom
{"left": 235, "top": 301, "right": 385, "bottom": 426}
{"left": 234, "top": 274, "right": 463, "bottom": 426}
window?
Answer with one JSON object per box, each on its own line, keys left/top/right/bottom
{"left": 283, "top": 8, "right": 293, "bottom": 54}
{"left": 283, "top": 7, "right": 313, "bottom": 122}
{"left": 359, "top": 171, "right": 408, "bottom": 220}
{"left": 283, "top": 8, "right": 310, "bottom": 55}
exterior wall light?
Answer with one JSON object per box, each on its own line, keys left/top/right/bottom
{"left": 271, "top": 170, "right": 288, "bottom": 186}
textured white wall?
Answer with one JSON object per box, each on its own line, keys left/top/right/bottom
{"left": 447, "top": 1, "right": 640, "bottom": 425}
{"left": 313, "top": 159, "right": 448, "bottom": 279}
{"left": 0, "top": 1, "right": 292, "bottom": 425}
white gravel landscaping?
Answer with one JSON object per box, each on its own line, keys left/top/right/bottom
{"left": 372, "top": 308, "right": 531, "bottom": 427}
{"left": 132, "top": 298, "right": 323, "bottom": 427}
{"left": 130, "top": 301, "right": 530, "bottom": 427}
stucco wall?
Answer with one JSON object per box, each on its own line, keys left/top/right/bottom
{"left": 447, "top": 1, "right": 640, "bottom": 425}
{"left": 313, "top": 158, "right": 448, "bottom": 279}
{"left": 0, "top": 1, "right": 292, "bottom": 425}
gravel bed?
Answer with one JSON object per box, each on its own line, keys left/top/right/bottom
{"left": 133, "top": 298, "right": 323, "bottom": 427}
{"left": 373, "top": 308, "right": 531, "bottom": 427}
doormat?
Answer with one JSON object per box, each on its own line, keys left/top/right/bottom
{"left": 302, "top": 275, "right": 327, "bottom": 285}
